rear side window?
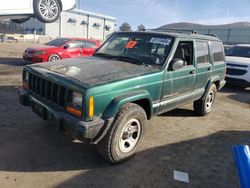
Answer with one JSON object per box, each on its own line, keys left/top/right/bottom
{"left": 210, "top": 42, "right": 225, "bottom": 62}
{"left": 195, "top": 41, "right": 209, "bottom": 64}
{"left": 83, "top": 41, "right": 97, "bottom": 48}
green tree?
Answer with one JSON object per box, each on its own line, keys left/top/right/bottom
{"left": 119, "top": 22, "right": 132, "bottom": 32}
{"left": 137, "top": 24, "right": 146, "bottom": 31}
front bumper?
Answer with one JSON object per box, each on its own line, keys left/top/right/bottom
{"left": 18, "top": 88, "right": 112, "bottom": 143}
{"left": 226, "top": 77, "right": 250, "bottom": 87}
{"left": 23, "top": 53, "right": 45, "bottom": 63}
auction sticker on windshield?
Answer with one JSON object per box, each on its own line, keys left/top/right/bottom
{"left": 125, "top": 41, "right": 138, "bottom": 49}
{"left": 150, "top": 38, "right": 171, "bottom": 46}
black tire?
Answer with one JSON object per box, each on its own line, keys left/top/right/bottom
{"left": 11, "top": 18, "right": 30, "bottom": 24}
{"left": 193, "top": 83, "right": 217, "bottom": 116}
{"left": 33, "top": 0, "right": 61, "bottom": 23}
{"left": 97, "top": 103, "right": 147, "bottom": 164}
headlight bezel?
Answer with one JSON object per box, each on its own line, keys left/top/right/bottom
{"left": 23, "top": 70, "right": 29, "bottom": 82}
{"left": 72, "top": 91, "right": 83, "bottom": 107}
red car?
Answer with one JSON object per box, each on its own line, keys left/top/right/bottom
{"left": 23, "top": 38, "right": 101, "bottom": 63}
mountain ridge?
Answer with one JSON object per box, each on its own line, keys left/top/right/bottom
{"left": 158, "top": 22, "right": 250, "bottom": 29}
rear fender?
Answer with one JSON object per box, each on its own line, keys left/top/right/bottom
{"left": 202, "top": 76, "right": 221, "bottom": 99}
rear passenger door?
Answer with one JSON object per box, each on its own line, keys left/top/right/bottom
{"left": 194, "top": 40, "right": 212, "bottom": 90}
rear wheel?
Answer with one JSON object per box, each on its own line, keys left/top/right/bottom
{"left": 193, "top": 83, "right": 217, "bottom": 116}
{"left": 34, "top": 0, "right": 61, "bottom": 23}
{"left": 48, "top": 54, "right": 61, "bottom": 62}
{"left": 97, "top": 103, "right": 147, "bottom": 164}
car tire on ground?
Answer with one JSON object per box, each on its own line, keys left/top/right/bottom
{"left": 11, "top": 18, "right": 30, "bottom": 24}
{"left": 33, "top": 0, "right": 61, "bottom": 23}
{"left": 193, "top": 83, "right": 217, "bottom": 116}
{"left": 97, "top": 103, "right": 147, "bottom": 164}
{"left": 48, "top": 54, "right": 61, "bottom": 62}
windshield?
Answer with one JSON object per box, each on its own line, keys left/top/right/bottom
{"left": 226, "top": 46, "right": 250, "bottom": 58}
{"left": 45, "top": 38, "right": 70, "bottom": 47}
{"left": 95, "top": 33, "right": 174, "bottom": 66}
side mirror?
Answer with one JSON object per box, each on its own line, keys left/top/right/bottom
{"left": 169, "top": 58, "right": 185, "bottom": 71}
{"left": 63, "top": 45, "right": 69, "bottom": 49}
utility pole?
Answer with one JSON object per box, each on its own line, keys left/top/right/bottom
{"left": 78, "top": 0, "right": 81, "bottom": 9}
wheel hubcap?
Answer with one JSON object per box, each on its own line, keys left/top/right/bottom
{"left": 49, "top": 55, "right": 60, "bottom": 61}
{"left": 39, "top": 0, "right": 59, "bottom": 20}
{"left": 205, "top": 91, "right": 214, "bottom": 110}
{"left": 118, "top": 119, "right": 141, "bottom": 153}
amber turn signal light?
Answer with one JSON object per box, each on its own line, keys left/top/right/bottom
{"left": 89, "top": 96, "right": 94, "bottom": 118}
{"left": 66, "top": 106, "right": 82, "bottom": 117}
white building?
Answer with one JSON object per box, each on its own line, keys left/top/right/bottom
{"left": 22, "top": 9, "right": 116, "bottom": 40}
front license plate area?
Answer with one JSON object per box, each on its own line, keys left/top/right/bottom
{"left": 32, "top": 102, "right": 47, "bottom": 120}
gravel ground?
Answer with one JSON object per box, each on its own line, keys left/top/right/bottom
{"left": 0, "top": 42, "right": 249, "bottom": 188}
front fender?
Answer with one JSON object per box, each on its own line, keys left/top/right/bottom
{"left": 103, "top": 90, "right": 152, "bottom": 119}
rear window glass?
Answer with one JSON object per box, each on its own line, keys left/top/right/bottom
{"left": 210, "top": 42, "right": 225, "bottom": 62}
{"left": 196, "top": 41, "right": 209, "bottom": 64}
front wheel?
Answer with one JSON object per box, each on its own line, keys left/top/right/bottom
{"left": 34, "top": 0, "right": 61, "bottom": 23}
{"left": 97, "top": 103, "right": 147, "bottom": 164}
{"left": 48, "top": 54, "right": 61, "bottom": 62}
{"left": 193, "top": 83, "right": 217, "bottom": 116}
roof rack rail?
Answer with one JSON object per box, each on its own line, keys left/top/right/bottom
{"left": 147, "top": 28, "right": 198, "bottom": 34}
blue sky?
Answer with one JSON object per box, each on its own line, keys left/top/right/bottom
{"left": 79, "top": 0, "right": 250, "bottom": 29}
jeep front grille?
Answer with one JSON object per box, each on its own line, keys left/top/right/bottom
{"left": 28, "top": 73, "right": 71, "bottom": 107}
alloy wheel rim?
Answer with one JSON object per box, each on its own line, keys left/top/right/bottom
{"left": 118, "top": 118, "right": 141, "bottom": 153}
{"left": 39, "top": 0, "right": 59, "bottom": 20}
{"left": 49, "top": 55, "right": 60, "bottom": 61}
{"left": 205, "top": 90, "right": 214, "bottom": 110}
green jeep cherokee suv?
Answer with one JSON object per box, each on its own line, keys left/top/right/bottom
{"left": 19, "top": 31, "right": 226, "bottom": 163}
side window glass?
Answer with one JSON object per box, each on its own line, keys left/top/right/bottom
{"left": 173, "top": 41, "right": 194, "bottom": 66}
{"left": 83, "top": 41, "right": 96, "bottom": 48}
{"left": 68, "top": 41, "right": 81, "bottom": 48}
{"left": 196, "top": 41, "right": 209, "bottom": 64}
{"left": 210, "top": 42, "right": 225, "bottom": 62}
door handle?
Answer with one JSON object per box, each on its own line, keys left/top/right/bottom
{"left": 207, "top": 67, "right": 211, "bottom": 71}
{"left": 190, "top": 70, "right": 196, "bottom": 74}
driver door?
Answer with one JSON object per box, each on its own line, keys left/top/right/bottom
{"left": 159, "top": 40, "right": 196, "bottom": 112}
{"left": 65, "top": 40, "right": 83, "bottom": 58}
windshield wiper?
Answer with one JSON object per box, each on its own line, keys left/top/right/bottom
{"left": 94, "top": 53, "right": 113, "bottom": 59}
{"left": 112, "top": 55, "right": 144, "bottom": 65}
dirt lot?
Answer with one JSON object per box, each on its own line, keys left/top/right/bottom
{"left": 0, "top": 42, "right": 249, "bottom": 188}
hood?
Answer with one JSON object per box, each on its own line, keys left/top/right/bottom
{"left": 26, "top": 44, "right": 58, "bottom": 52}
{"left": 28, "top": 56, "right": 159, "bottom": 87}
{"left": 226, "top": 56, "right": 250, "bottom": 66}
